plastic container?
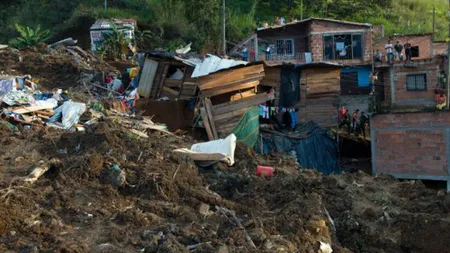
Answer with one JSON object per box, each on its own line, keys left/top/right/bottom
{"left": 256, "top": 166, "right": 274, "bottom": 177}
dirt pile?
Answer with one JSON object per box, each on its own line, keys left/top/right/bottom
{"left": 0, "top": 118, "right": 449, "bottom": 253}
{"left": 0, "top": 46, "right": 116, "bottom": 90}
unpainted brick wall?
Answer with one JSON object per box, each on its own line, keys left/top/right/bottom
{"left": 374, "top": 34, "right": 433, "bottom": 60}
{"left": 380, "top": 62, "right": 439, "bottom": 106}
{"left": 309, "top": 20, "right": 372, "bottom": 63}
{"left": 372, "top": 112, "right": 450, "bottom": 178}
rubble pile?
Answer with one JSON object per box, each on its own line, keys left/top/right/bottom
{"left": 0, "top": 46, "right": 449, "bottom": 253}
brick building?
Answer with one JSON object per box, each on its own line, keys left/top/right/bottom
{"left": 374, "top": 33, "right": 440, "bottom": 111}
{"left": 232, "top": 18, "right": 373, "bottom": 65}
{"left": 371, "top": 112, "right": 450, "bottom": 190}
{"left": 371, "top": 33, "right": 448, "bottom": 189}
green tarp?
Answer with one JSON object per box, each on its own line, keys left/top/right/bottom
{"left": 232, "top": 107, "right": 260, "bottom": 148}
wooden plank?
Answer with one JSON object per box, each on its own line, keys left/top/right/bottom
{"left": 200, "top": 107, "right": 214, "bottom": 141}
{"left": 213, "top": 106, "right": 253, "bottom": 122}
{"left": 198, "top": 65, "right": 264, "bottom": 89}
{"left": 162, "top": 86, "right": 180, "bottom": 96}
{"left": 198, "top": 73, "right": 264, "bottom": 91}
{"left": 178, "top": 66, "right": 188, "bottom": 99}
{"left": 213, "top": 92, "right": 274, "bottom": 115}
{"left": 204, "top": 98, "right": 218, "bottom": 139}
{"left": 13, "top": 105, "right": 55, "bottom": 114}
{"left": 201, "top": 81, "right": 259, "bottom": 98}
{"left": 156, "top": 64, "right": 170, "bottom": 98}
{"left": 164, "top": 78, "right": 183, "bottom": 87}
{"left": 138, "top": 58, "right": 159, "bottom": 98}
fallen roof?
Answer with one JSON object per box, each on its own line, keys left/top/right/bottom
{"left": 145, "top": 52, "right": 250, "bottom": 78}
{"left": 257, "top": 18, "right": 371, "bottom": 32}
{"left": 190, "top": 55, "right": 248, "bottom": 78}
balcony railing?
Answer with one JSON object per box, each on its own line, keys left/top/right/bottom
{"left": 251, "top": 53, "right": 308, "bottom": 63}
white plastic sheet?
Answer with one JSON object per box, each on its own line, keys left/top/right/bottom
{"left": 174, "top": 134, "right": 237, "bottom": 166}
{"left": 47, "top": 101, "right": 86, "bottom": 130}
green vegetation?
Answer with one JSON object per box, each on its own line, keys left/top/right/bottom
{"left": 0, "top": 0, "right": 448, "bottom": 52}
{"left": 9, "top": 24, "right": 51, "bottom": 48}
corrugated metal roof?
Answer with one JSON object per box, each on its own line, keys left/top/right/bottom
{"left": 257, "top": 18, "right": 371, "bottom": 32}
{"left": 190, "top": 55, "right": 248, "bottom": 78}
{"left": 90, "top": 19, "right": 136, "bottom": 30}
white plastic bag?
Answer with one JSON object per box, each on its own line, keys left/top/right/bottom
{"left": 47, "top": 101, "right": 86, "bottom": 130}
{"left": 190, "top": 134, "right": 237, "bottom": 166}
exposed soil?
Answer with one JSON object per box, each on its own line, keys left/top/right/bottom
{"left": 0, "top": 118, "right": 448, "bottom": 253}
{"left": 1, "top": 47, "right": 450, "bottom": 252}
{"left": 0, "top": 47, "right": 116, "bottom": 91}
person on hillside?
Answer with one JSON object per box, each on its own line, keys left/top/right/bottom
{"left": 358, "top": 112, "right": 369, "bottom": 139}
{"left": 436, "top": 93, "right": 447, "bottom": 111}
{"left": 374, "top": 49, "right": 382, "bottom": 62}
{"left": 242, "top": 45, "right": 249, "bottom": 61}
{"left": 394, "top": 41, "right": 403, "bottom": 61}
{"left": 338, "top": 105, "right": 346, "bottom": 122}
{"left": 385, "top": 40, "right": 394, "bottom": 63}
{"left": 276, "top": 17, "right": 281, "bottom": 25}
{"left": 339, "top": 109, "right": 351, "bottom": 134}
{"left": 404, "top": 40, "right": 412, "bottom": 62}
{"left": 352, "top": 109, "right": 359, "bottom": 133}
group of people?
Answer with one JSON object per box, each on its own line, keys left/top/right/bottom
{"left": 338, "top": 106, "right": 369, "bottom": 138}
{"left": 241, "top": 44, "right": 272, "bottom": 61}
{"left": 374, "top": 39, "right": 413, "bottom": 63}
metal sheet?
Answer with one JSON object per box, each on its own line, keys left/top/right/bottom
{"left": 138, "top": 59, "right": 159, "bottom": 98}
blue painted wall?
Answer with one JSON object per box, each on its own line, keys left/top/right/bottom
{"left": 341, "top": 67, "right": 371, "bottom": 87}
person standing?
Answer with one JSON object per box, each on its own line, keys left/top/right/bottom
{"left": 394, "top": 41, "right": 403, "bottom": 61}
{"left": 339, "top": 109, "right": 351, "bottom": 134}
{"left": 352, "top": 109, "right": 359, "bottom": 133}
{"left": 404, "top": 40, "right": 412, "bottom": 62}
{"left": 265, "top": 44, "right": 271, "bottom": 60}
{"left": 359, "top": 112, "right": 369, "bottom": 139}
{"left": 385, "top": 40, "right": 394, "bottom": 62}
{"left": 242, "top": 45, "right": 249, "bottom": 61}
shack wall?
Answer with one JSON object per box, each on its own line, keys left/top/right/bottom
{"left": 299, "top": 66, "right": 340, "bottom": 128}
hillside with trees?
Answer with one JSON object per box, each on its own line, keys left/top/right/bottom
{"left": 0, "top": 0, "right": 448, "bottom": 52}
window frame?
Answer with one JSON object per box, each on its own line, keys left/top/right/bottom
{"left": 406, "top": 73, "right": 427, "bottom": 91}
{"left": 275, "top": 38, "right": 295, "bottom": 57}
{"left": 322, "top": 33, "right": 364, "bottom": 60}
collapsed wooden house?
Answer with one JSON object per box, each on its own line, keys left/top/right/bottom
{"left": 136, "top": 52, "right": 341, "bottom": 140}
{"left": 137, "top": 52, "right": 199, "bottom": 100}
{"left": 197, "top": 64, "right": 274, "bottom": 140}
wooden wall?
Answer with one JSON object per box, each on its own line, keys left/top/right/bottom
{"left": 300, "top": 67, "right": 340, "bottom": 128}
{"left": 197, "top": 64, "right": 273, "bottom": 139}
{"left": 260, "top": 65, "right": 341, "bottom": 128}
{"left": 138, "top": 57, "right": 198, "bottom": 100}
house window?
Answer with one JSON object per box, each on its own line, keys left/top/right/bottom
{"left": 276, "top": 39, "right": 294, "bottom": 56}
{"left": 406, "top": 74, "right": 427, "bottom": 91}
{"left": 411, "top": 46, "right": 419, "bottom": 58}
{"left": 323, "top": 34, "right": 363, "bottom": 60}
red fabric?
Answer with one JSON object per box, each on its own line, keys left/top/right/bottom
{"left": 338, "top": 108, "right": 346, "bottom": 120}
{"left": 105, "top": 77, "right": 113, "bottom": 84}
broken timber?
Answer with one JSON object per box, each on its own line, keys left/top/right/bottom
{"left": 197, "top": 64, "right": 272, "bottom": 140}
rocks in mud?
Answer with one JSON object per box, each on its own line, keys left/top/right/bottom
{"left": 101, "top": 164, "right": 126, "bottom": 187}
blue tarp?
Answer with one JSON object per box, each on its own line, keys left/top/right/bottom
{"left": 256, "top": 121, "right": 340, "bottom": 176}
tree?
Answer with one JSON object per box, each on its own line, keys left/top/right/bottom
{"left": 9, "top": 24, "right": 51, "bottom": 48}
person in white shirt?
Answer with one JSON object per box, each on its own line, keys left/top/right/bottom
{"left": 265, "top": 45, "right": 271, "bottom": 60}
{"left": 385, "top": 40, "right": 394, "bottom": 62}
